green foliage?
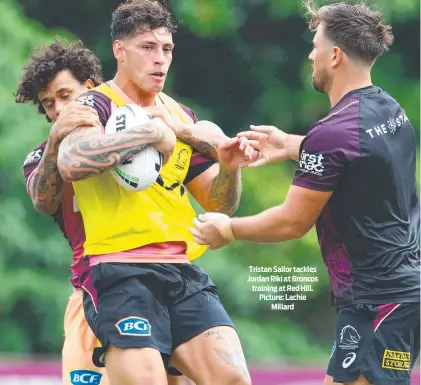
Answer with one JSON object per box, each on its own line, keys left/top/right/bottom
{"left": 0, "top": 0, "right": 73, "bottom": 354}
{"left": 0, "top": 0, "right": 419, "bottom": 364}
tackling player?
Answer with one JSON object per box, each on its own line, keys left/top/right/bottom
{"left": 192, "top": 2, "right": 420, "bottom": 385}
{"left": 56, "top": 1, "right": 254, "bottom": 385}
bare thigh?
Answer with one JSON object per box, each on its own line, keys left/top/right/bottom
{"left": 171, "top": 326, "right": 251, "bottom": 385}
{"left": 105, "top": 346, "right": 167, "bottom": 385}
{"left": 167, "top": 375, "right": 196, "bottom": 385}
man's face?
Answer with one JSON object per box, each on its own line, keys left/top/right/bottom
{"left": 38, "top": 69, "right": 91, "bottom": 122}
{"left": 116, "top": 26, "right": 174, "bottom": 95}
{"left": 308, "top": 24, "right": 334, "bottom": 93}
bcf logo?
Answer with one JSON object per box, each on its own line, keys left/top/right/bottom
{"left": 115, "top": 316, "right": 151, "bottom": 336}
{"left": 70, "top": 370, "right": 102, "bottom": 385}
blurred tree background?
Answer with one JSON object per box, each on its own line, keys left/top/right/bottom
{"left": 0, "top": 0, "right": 419, "bottom": 366}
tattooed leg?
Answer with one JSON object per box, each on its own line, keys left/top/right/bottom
{"left": 171, "top": 326, "right": 251, "bottom": 385}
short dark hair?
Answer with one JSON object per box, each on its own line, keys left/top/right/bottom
{"left": 111, "top": 0, "right": 179, "bottom": 41}
{"left": 304, "top": 0, "right": 394, "bottom": 63}
{"left": 15, "top": 39, "right": 103, "bottom": 119}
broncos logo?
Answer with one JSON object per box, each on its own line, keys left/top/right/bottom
{"left": 340, "top": 325, "right": 361, "bottom": 346}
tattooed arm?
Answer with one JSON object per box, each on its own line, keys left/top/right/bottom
{"left": 186, "top": 137, "right": 251, "bottom": 216}
{"left": 144, "top": 106, "right": 229, "bottom": 159}
{"left": 176, "top": 121, "right": 229, "bottom": 159}
{"left": 28, "top": 137, "right": 63, "bottom": 215}
{"left": 187, "top": 164, "right": 241, "bottom": 216}
{"left": 57, "top": 120, "right": 176, "bottom": 182}
{"left": 24, "top": 103, "right": 100, "bottom": 215}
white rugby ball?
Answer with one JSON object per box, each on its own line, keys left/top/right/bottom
{"left": 104, "top": 104, "right": 163, "bottom": 192}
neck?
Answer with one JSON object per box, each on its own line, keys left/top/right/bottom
{"left": 328, "top": 69, "right": 372, "bottom": 107}
{"left": 112, "top": 72, "right": 156, "bottom": 107}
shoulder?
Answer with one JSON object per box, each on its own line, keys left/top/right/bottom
{"left": 23, "top": 141, "right": 46, "bottom": 180}
{"left": 23, "top": 142, "right": 46, "bottom": 169}
{"left": 75, "top": 89, "right": 110, "bottom": 108}
{"left": 179, "top": 103, "right": 198, "bottom": 123}
{"left": 75, "top": 89, "right": 112, "bottom": 127}
{"left": 304, "top": 97, "right": 361, "bottom": 157}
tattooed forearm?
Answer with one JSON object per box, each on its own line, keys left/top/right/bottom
{"left": 208, "top": 167, "right": 241, "bottom": 216}
{"left": 177, "top": 123, "right": 229, "bottom": 159}
{"left": 30, "top": 138, "right": 63, "bottom": 216}
{"left": 58, "top": 123, "right": 161, "bottom": 182}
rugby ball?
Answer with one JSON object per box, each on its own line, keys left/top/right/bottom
{"left": 105, "top": 104, "right": 163, "bottom": 192}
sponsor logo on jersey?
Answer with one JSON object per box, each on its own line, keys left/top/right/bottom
{"left": 175, "top": 149, "right": 189, "bottom": 170}
{"left": 342, "top": 352, "right": 357, "bottom": 368}
{"left": 70, "top": 370, "right": 103, "bottom": 384}
{"left": 23, "top": 148, "right": 43, "bottom": 167}
{"left": 298, "top": 149, "right": 325, "bottom": 176}
{"left": 75, "top": 94, "right": 95, "bottom": 107}
{"left": 115, "top": 316, "right": 151, "bottom": 336}
{"left": 382, "top": 350, "right": 411, "bottom": 371}
{"left": 366, "top": 112, "right": 409, "bottom": 138}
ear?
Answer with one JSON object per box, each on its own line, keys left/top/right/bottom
{"left": 85, "top": 79, "right": 95, "bottom": 89}
{"left": 331, "top": 46, "right": 343, "bottom": 69}
{"left": 113, "top": 40, "right": 125, "bottom": 62}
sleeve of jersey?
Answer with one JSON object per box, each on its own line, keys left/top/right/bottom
{"left": 184, "top": 154, "right": 216, "bottom": 185}
{"left": 22, "top": 144, "right": 45, "bottom": 195}
{"left": 179, "top": 103, "right": 198, "bottom": 123}
{"left": 75, "top": 90, "right": 112, "bottom": 127}
{"left": 292, "top": 123, "right": 358, "bottom": 192}
{"left": 179, "top": 103, "right": 217, "bottom": 184}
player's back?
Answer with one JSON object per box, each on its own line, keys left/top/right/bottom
{"left": 340, "top": 87, "right": 419, "bottom": 266}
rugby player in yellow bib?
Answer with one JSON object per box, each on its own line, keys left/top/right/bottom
{"left": 56, "top": 1, "right": 255, "bottom": 385}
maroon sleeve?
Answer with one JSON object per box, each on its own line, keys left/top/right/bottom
{"left": 179, "top": 103, "right": 217, "bottom": 184}
{"left": 75, "top": 90, "right": 112, "bottom": 127}
{"left": 22, "top": 142, "right": 46, "bottom": 194}
{"left": 292, "top": 116, "right": 360, "bottom": 192}
{"left": 179, "top": 103, "right": 198, "bottom": 123}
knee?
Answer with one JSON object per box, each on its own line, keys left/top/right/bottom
{"left": 223, "top": 369, "right": 252, "bottom": 385}
{"left": 200, "top": 370, "right": 251, "bottom": 385}
{"left": 105, "top": 346, "right": 167, "bottom": 385}
{"left": 110, "top": 371, "right": 162, "bottom": 385}
{"left": 235, "top": 373, "right": 252, "bottom": 385}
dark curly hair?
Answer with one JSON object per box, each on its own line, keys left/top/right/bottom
{"left": 111, "top": 0, "right": 179, "bottom": 41}
{"left": 15, "top": 39, "right": 103, "bottom": 119}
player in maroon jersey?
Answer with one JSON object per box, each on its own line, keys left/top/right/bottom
{"left": 17, "top": 40, "right": 109, "bottom": 385}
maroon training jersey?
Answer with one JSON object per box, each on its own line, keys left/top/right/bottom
{"left": 292, "top": 86, "right": 420, "bottom": 309}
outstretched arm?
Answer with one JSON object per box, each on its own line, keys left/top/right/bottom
{"left": 191, "top": 186, "right": 331, "bottom": 249}
{"left": 176, "top": 121, "right": 229, "bottom": 159}
{"left": 237, "top": 125, "right": 304, "bottom": 166}
{"left": 145, "top": 105, "right": 229, "bottom": 159}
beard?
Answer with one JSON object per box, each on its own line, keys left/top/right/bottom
{"left": 311, "top": 68, "right": 330, "bottom": 93}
